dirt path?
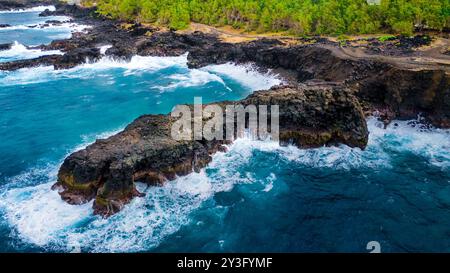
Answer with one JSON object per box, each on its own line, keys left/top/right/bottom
{"left": 183, "top": 23, "right": 450, "bottom": 72}
{"left": 184, "top": 23, "right": 300, "bottom": 42}
{"left": 322, "top": 43, "right": 450, "bottom": 72}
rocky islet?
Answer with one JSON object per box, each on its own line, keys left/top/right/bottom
{"left": 1, "top": 3, "right": 448, "bottom": 216}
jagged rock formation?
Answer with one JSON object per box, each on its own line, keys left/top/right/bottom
{"left": 187, "top": 40, "right": 450, "bottom": 128}
{"left": 1, "top": 4, "right": 448, "bottom": 216}
{"left": 1, "top": 7, "right": 447, "bottom": 127}
{"left": 53, "top": 85, "right": 368, "bottom": 216}
{"left": 356, "top": 67, "right": 450, "bottom": 128}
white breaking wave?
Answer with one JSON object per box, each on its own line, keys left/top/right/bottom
{"left": 98, "top": 45, "right": 112, "bottom": 55}
{"left": 158, "top": 61, "right": 282, "bottom": 92}
{"left": 0, "top": 53, "right": 282, "bottom": 92}
{"left": 0, "top": 137, "right": 266, "bottom": 251}
{"left": 0, "top": 25, "right": 33, "bottom": 31}
{"left": 155, "top": 69, "right": 232, "bottom": 91}
{"left": 0, "top": 22, "right": 90, "bottom": 34}
{"left": 367, "top": 117, "right": 450, "bottom": 169}
{"left": 66, "top": 171, "right": 214, "bottom": 252}
{"left": 0, "top": 55, "right": 188, "bottom": 86}
{"left": 0, "top": 41, "right": 63, "bottom": 62}
{"left": 0, "top": 117, "right": 449, "bottom": 251}
{"left": 0, "top": 65, "right": 60, "bottom": 86}
{"left": 247, "top": 117, "right": 449, "bottom": 171}
{"left": 0, "top": 5, "right": 56, "bottom": 14}
{"left": 0, "top": 182, "right": 93, "bottom": 246}
{"left": 202, "top": 62, "right": 283, "bottom": 91}
{"left": 0, "top": 127, "right": 123, "bottom": 247}
{"left": 81, "top": 54, "right": 189, "bottom": 72}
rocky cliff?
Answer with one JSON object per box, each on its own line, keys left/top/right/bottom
{"left": 53, "top": 85, "right": 368, "bottom": 216}
{"left": 1, "top": 4, "right": 448, "bottom": 216}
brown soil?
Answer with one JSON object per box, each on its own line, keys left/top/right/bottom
{"left": 181, "top": 23, "right": 450, "bottom": 72}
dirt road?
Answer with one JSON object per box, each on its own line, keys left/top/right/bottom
{"left": 183, "top": 23, "right": 450, "bottom": 72}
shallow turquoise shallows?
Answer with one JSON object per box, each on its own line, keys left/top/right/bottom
{"left": 0, "top": 7, "right": 450, "bottom": 253}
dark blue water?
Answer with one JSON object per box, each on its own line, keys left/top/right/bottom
{"left": 0, "top": 7, "right": 449, "bottom": 253}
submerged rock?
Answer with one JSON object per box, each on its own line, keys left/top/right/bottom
{"left": 0, "top": 43, "right": 12, "bottom": 51}
{"left": 53, "top": 47, "right": 101, "bottom": 69}
{"left": 0, "top": 54, "right": 61, "bottom": 70}
{"left": 45, "top": 20, "right": 63, "bottom": 25}
{"left": 53, "top": 85, "right": 368, "bottom": 216}
{"left": 0, "top": 47, "right": 101, "bottom": 71}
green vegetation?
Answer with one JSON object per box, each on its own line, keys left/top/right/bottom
{"left": 91, "top": 0, "right": 450, "bottom": 35}
{"left": 378, "top": 34, "right": 396, "bottom": 41}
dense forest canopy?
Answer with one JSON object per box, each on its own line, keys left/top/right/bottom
{"left": 90, "top": 0, "right": 450, "bottom": 35}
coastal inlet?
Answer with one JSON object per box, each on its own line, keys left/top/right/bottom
{"left": 0, "top": 4, "right": 449, "bottom": 253}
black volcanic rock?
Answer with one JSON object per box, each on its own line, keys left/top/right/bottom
{"left": 0, "top": 0, "right": 57, "bottom": 11}
{"left": 0, "top": 54, "right": 61, "bottom": 70}
{"left": 242, "top": 85, "right": 368, "bottom": 148}
{"left": 187, "top": 40, "right": 450, "bottom": 128}
{"left": 45, "top": 20, "right": 63, "bottom": 25}
{"left": 0, "top": 47, "right": 101, "bottom": 71}
{"left": 0, "top": 43, "right": 12, "bottom": 51}
{"left": 0, "top": 3, "right": 447, "bottom": 128}
{"left": 39, "top": 3, "right": 97, "bottom": 18}
{"left": 0, "top": 1, "right": 447, "bottom": 217}
{"left": 187, "top": 41, "right": 367, "bottom": 82}
{"left": 38, "top": 8, "right": 54, "bottom": 17}
{"left": 54, "top": 114, "right": 229, "bottom": 216}
{"left": 0, "top": 24, "right": 11, "bottom": 28}
{"left": 53, "top": 47, "right": 101, "bottom": 69}
{"left": 53, "top": 84, "right": 368, "bottom": 216}
{"left": 356, "top": 67, "right": 450, "bottom": 127}
{"left": 104, "top": 42, "right": 137, "bottom": 60}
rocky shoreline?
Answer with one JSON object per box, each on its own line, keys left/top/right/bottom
{"left": 53, "top": 84, "right": 368, "bottom": 216}
{"left": 0, "top": 0, "right": 58, "bottom": 11}
{"left": 2, "top": 4, "right": 449, "bottom": 216}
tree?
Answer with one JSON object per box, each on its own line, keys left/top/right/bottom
{"left": 93, "top": 0, "right": 449, "bottom": 33}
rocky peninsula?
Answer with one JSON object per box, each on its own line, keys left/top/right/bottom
{"left": 1, "top": 3, "right": 448, "bottom": 216}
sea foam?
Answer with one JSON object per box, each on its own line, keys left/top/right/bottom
{"left": 0, "top": 138, "right": 264, "bottom": 251}
{"left": 0, "top": 53, "right": 281, "bottom": 91}
{"left": 202, "top": 62, "right": 283, "bottom": 91}
{"left": 0, "top": 41, "right": 63, "bottom": 62}
{"left": 0, "top": 54, "right": 285, "bottom": 251}
{"left": 0, "top": 55, "right": 187, "bottom": 86}
{"left": 1, "top": 117, "right": 448, "bottom": 251}
{"left": 155, "top": 69, "right": 231, "bottom": 91}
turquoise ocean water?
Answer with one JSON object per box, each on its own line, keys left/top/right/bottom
{"left": 0, "top": 7, "right": 449, "bottom": 253}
